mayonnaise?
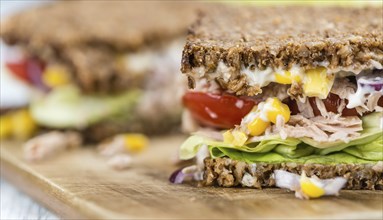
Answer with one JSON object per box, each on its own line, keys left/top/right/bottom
{"left": 347, "top": 74, "right": 383, "bottom": 109}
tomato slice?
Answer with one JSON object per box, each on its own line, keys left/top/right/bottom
{"left": 184, "top": 91, "right": 382, "bottom": 129}
{"left": 183, "top": 92, "right": 258, "bottom": 129}
{"left": 5, "top": 57, "right": 47, "bottom": 90}
{"left": 5, "top": 59, "right": 30, "bottom": 83}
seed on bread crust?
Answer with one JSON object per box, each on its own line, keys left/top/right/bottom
{"left": 182, "top": 6, "right": 383, "bottom": 95}
{"left": 203, "top": 157, "right": 383, "bottom": 190}
{"left": 0, "top": 1, "right": 204, "bottom": 93}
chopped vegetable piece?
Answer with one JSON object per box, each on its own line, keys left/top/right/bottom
{"left": 183, "top": 92, "right": 258, "bottom": 129}
{"left": 265, "top": 98, "right": 291, "bottom": 124}
{"left": 223, "top": 129, "right": 248, "bottom": 146}
{"left": 0, "top": 114, "right": 12, "bottom": 139}
{"left": 274, "top": 71, "right": 301, "bottom": 84}
{"left": 0, "top": 109, "right": 37, "bottom": 140}
{"left": 274, "top": 170, "right": 347, "bottom": 200}
{"left": 303, "top": 67, "right": 334, "bottom": 99}
{"left": 12, "top": 109, "right": 37, "bottom": 140}
{"left": 123, "top": 133, "right": 149, "bottom": 154}
{"left": 42, "top": 66, "right": 70, "bottom": 87}
{"left": 300, "top": 173, "right": 325, "bottom": 198}
{"left": 247, "top": 117, "right": 270, "bottom": 136}
{"left": 98, "top": 133, "right": 149, "bottom": 156}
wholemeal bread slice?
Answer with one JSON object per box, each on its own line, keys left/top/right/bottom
{"left": 1, "top": 1, "right": 203, "bottom": 93}
{"left": 82, "top": 112, "right": 181, "bottom": 142}
{"left": 181, "top": 5, "right": 383, "bottom": 96}
{"left": 203, "top": 157, "right": 383, "bottom": 190}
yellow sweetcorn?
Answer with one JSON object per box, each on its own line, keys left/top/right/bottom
{"left": 42, "top": 66, "right": 70, "bottom": 87}
{"left": 275, "top": 71, "right": 301, "bottom": 84}
{"left": 232, "top": 130, "right": 248, "bottom": 146}
{"left": 265, "top": 98, "right": 291, "bottom": 124}
{"left": 0, "top": 114, "right": 12, "bottom": 139}
{"left": 11, "top": 109, "right": 37, "bottom": 140}
{"left": 303, "top": 67, "right": 334, "bottom": 99}
{"left": 123, "top": 133, "right": 149, "bottom": 154}
{"left": 223, "top": 129, "right": 247, "bottom": 146}
{"left": 300, "top": 174, "right": 325, "bottom": 199}
{"left": 247, "top": 117, "right": 270, "bottom": 136}
{"left": 223, "top": 130, "right": 234, "bottom": 144}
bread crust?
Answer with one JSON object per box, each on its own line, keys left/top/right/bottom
{"left": 1, "top": 1, "right": 203, "bottom": 93}
{"left": 182, "top": 5, "right": 383, "bottom": 95}
{"left": 1, "top": 1, "right": 200, "bottom": 51}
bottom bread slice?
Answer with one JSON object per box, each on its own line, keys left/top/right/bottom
{"left": 83, "top": 115, "right": 180, "bottom": 142}
{"left": 203, "top": 157, "right": 383, "bottom": 190}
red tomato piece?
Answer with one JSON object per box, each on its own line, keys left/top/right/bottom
{"left": 5, "top": 59, "right": 30, "bottom": 83}
{"left": 287, "top": 93, "right": 382, "bottom": 117}
{"left": 183, "top": 92, "right": 258, "bottom": 129}
{"left": 5, "top": 57, "right": 47, "bottom": 90}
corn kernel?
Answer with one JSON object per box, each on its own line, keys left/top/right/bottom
{"left": 231, "top": 130, "right": 248, "bottom": 146}
{"left": 0, "top": 114, "right": 12, "bottom": 139}
{"left": 300, "top": 174, "right": 325, "bottom": 198}
{"left": 265, "top": 98, "right": 291, "bottom": 124}
{"left": 247, "top": 117, "right": 270, "bottom": 136}
{"left": 303, "top": 67, "right": 334, "bottom": 99}
{"left": 123, "top": 133, "right": 149, "bottom": 154}
{"left": 223, "top": 130, "right": 234, "bottom": 144}
{"left": 11, "top": 109, "right": 37, "bottom": 140}
{"left": 223, "top": 130, "right": 247, "bottom": 146}
{"left": 275, "top": 71, "right": 302, "bottom": 84}
{"left": 42, "top": 66, "right": 70, "bottom": 87}
{"left": 275, "top": 71, "right": 292, "bottom": 84}
{"left": 292, "top": 74, "right": 302, "bottom": 83}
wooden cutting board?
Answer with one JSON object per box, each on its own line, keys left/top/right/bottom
{"left": 1, "top": 135, "right": 382, "bottom": 219}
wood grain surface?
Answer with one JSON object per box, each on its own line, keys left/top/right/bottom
{"left": 1, "top": 135, "right": 382, "bottom": 219}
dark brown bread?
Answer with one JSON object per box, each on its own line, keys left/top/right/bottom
{"left": 82, "top": 113, "right": 181, "bottom": 142}
{"left": 182, "top": 5, "right": 383, "bottom": 94}
{"left": 1, "top": 1, "right": 204, "bottom": 93}
{"left": 203, "top": 157, "right": 383, "bottom": 190}
{"left": 1, "top": 1, "right": 201, "bottom": 51}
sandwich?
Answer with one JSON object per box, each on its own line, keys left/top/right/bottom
{"left": 1, "top": 1, "right": 204, "bottom": 142}
{"left": 173, "top": 5, "right": 383, "bottom": 194}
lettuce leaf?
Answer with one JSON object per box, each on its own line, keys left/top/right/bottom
{"left": 274, "top": 143, "right": 315, "bottom": 158}
{"left": 342, "top": 136, "right": 383, "bottom": 161}
{"left": 180, "top": 113, "right": 383, "bottom": 164}
{"left": 179, "top": 135, "right": 205, "bottom": 160}
{"left": 31, "top": 85, "right": 141, "bottom": 129}
{"left": 210, "top": 147, "right": 374, "bottom": 164}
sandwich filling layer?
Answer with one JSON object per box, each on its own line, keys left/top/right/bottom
{"left": 183, "top": 66, "right": 383, "bottom": 140}
{"left": 180, "top": 66, "right": 383, "bottom": 177}
{"left": 4, "top": 38, "right": 185, "bottom": 140}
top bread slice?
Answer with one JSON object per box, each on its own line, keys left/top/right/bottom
{"left": 1, "top": 1, "right": 203, "bottom": 93}
{"left": 181, "top": 5, "right": 383, "bottom": 92}
{"left": 1, "top": 1, "right": 201, "bottom": 51}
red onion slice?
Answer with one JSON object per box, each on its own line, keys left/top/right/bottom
{"left": 26, "top": 58, "right": 49, "bottom": 91}
{"left": 169, "top": 166, "right": 199, "bottom": 184}
{"left": 358, "top": 71, "right": 383, "bottom": 92}
{"left": 169, "top": 168, "right": 186, "bottom": 184}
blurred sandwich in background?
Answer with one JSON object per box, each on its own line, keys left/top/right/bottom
{"left": 1, "top": 1, "right": 205, "bottom": 142}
